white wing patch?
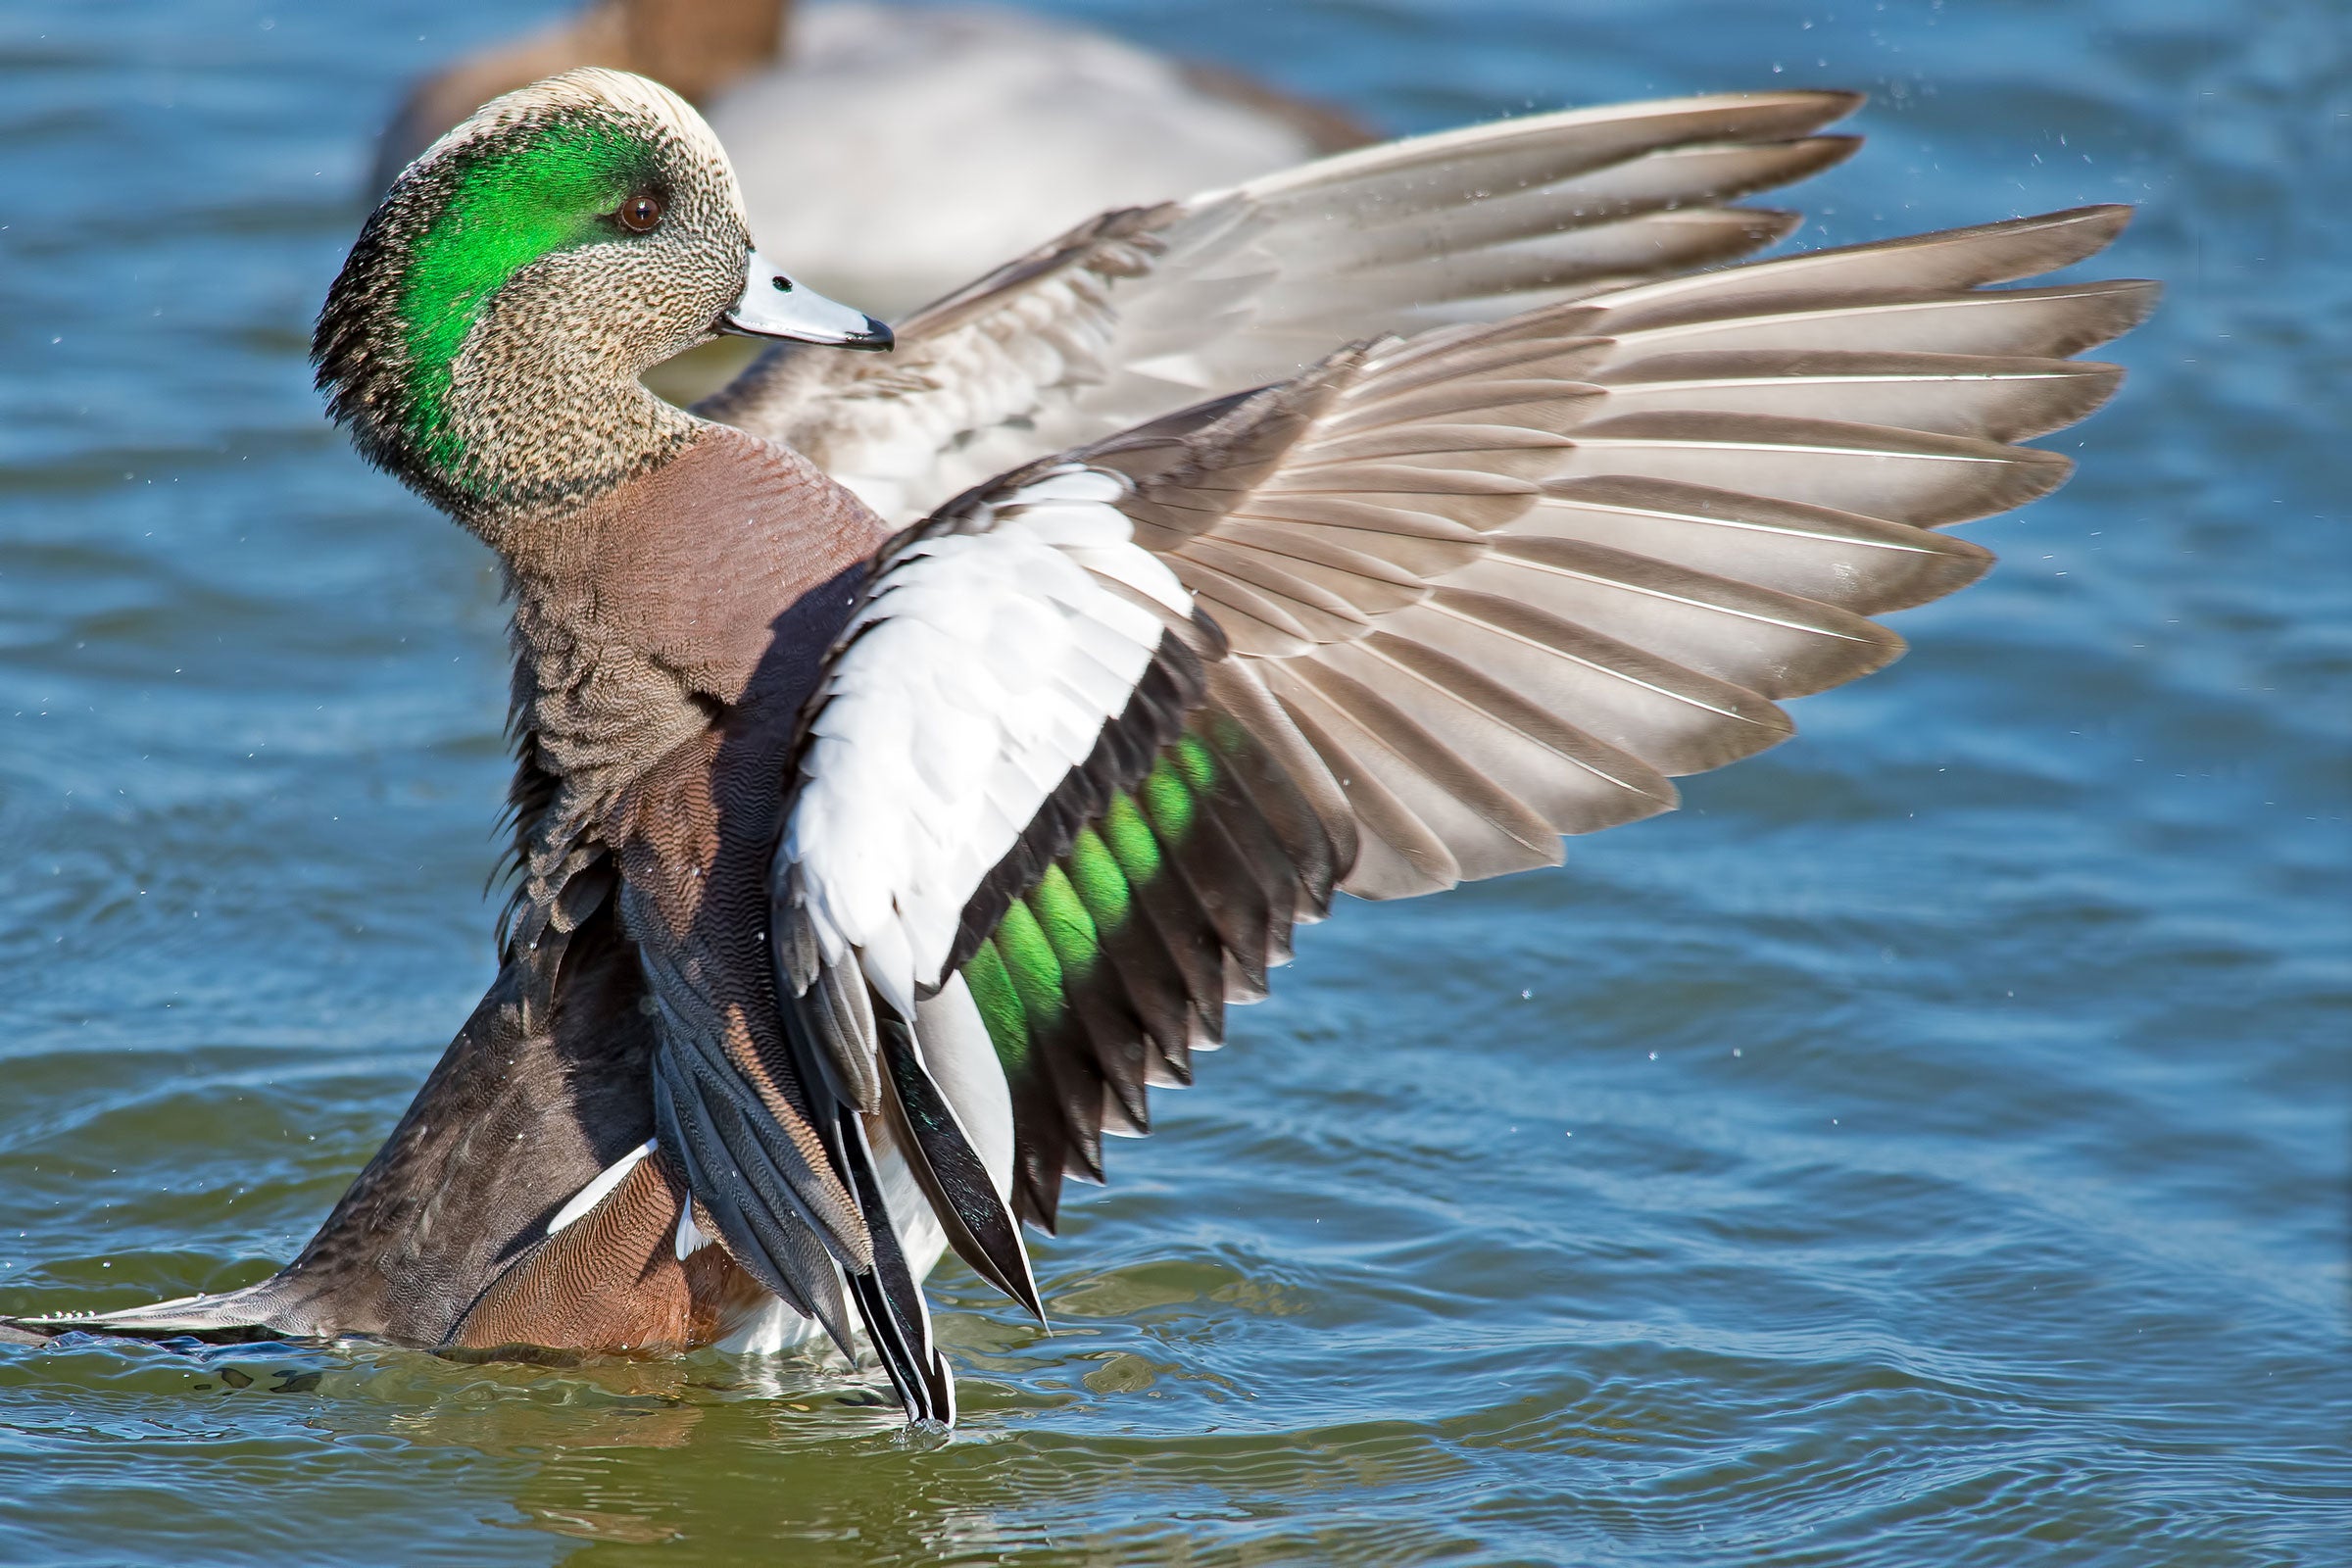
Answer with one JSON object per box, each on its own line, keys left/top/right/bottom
{"left": 784, "top": 466, "right": 1191, "bottom": 1020}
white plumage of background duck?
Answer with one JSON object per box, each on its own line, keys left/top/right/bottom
{"left": 374, "top": 0, "right": 1369, "bottom": 315}
{"left": 26, "top": 68, "right": 2152, "bottom": 1426}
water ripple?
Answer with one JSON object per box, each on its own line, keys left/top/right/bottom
{"left": 0, "top": 0, "right": 2343, "bottom": 1563}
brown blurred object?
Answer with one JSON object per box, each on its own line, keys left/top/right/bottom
{"left": 370, "top": 0, "right": 1367, "bottom": 192}
{"left": 373, "top": 0, "right": 787, "bottom": 189}
{"left": 1175, "top": 58, "right": 1371, "bottom": 158}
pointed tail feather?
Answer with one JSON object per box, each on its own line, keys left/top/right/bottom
{"left": 833, "top": 1103, "right": 956, "bottom": 1423}
{"left": 879, "top": 1016, "right": 1045, "bottom": 1321}
{"left": 10, "top": 1278, "right": 303, "bottom": 1345}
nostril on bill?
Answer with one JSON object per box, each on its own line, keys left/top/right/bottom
{"left": 771, "top": 275, "right": 795, "bottom": 293}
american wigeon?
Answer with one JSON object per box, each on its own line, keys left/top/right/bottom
{"left": 24, "top": 71, "right": 2150, "bottom": 1424}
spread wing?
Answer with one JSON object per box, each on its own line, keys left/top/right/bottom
{"left": 709, "top": 205, "right": 2152, "bottom": 1422}
{"left": 697, "top": 91, "right": 1867, "bottom": 523}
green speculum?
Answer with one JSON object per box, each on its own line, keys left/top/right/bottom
{"left": 962, "top": 741, "right": 1220, "bottom": 1078}
{"left": 394, "top": 122, "right": 649, "bottom": 482}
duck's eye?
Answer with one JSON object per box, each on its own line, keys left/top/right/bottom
{"left": 615, "top": 193, "right": 664, "bottom": 234}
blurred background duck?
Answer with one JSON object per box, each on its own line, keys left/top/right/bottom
{"left": 373, "top": 0, "right": 1370, "bottom": 318}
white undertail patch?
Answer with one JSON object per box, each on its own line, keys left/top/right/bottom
{"left": 546, "top": 1139, "right": 655, "bottom": 1236}
{"left": 674, "top": 1200, "right": 713, "bottom": 1262}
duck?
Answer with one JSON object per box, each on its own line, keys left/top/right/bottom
{"left": 18, "top": 70, "right": 2151, "bottom": 1424}
{"left": 372, "top": 0, "right": 1370, "bottom": 317}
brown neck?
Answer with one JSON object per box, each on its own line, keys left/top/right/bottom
{"left": 433, "top": 315, "right": 704, "bottom": 538}
{"left": 497, "top": 425, "right": 885, "bottom": 655}
{"left": 492, "top": 423, "right": 893, "bottom": 839}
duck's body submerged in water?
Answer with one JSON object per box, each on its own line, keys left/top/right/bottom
{"left": 20, "top": 71, "right": 2151, "bottom": 1423}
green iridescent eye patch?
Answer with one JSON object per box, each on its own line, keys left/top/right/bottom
{"left": 395, "top": 119, "right": 658, "bottom": 473}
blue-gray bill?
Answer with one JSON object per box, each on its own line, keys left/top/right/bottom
{"left": 719, "top": 249, "right": 893, "bottom": 350}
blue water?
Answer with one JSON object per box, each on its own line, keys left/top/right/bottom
{"left": 1, "top": 1, "right": 2344, "bottom": 1563}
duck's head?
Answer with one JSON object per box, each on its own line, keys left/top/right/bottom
{"left": 316, "top": 66, "right": 885, "bottom": 519}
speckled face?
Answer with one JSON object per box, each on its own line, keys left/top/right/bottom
{"left": 315, "top": 70, "right": 751, "bottom": 509}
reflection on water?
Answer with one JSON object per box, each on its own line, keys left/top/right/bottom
{"left": 0, "top": 0, "right": 2344, "bottom": 1563}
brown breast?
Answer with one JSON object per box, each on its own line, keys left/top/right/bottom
{"left": 569, "top": 422, "right": 890, "bottom": 702}
{"left": 469, "top": 422, "right": 891, "bottom": 1350}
